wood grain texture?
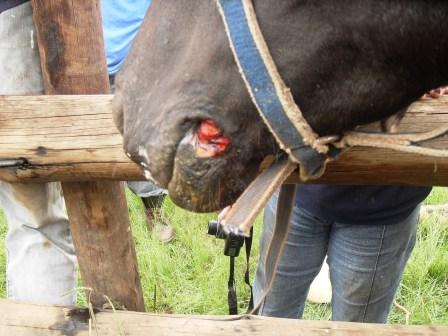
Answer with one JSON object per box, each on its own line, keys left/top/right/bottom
{"left": 31, "top": 0, "right": 145, "bottom": 311}
{"left": 31, "top": 1, "right": 110, "bottom": 94}
{"left": 1, "top": 95, "right": 448, "bottom": 185}
{"left": 62, "top": 181, "right": 145, "bottom": 311}
{"left": 0, "top": 300, "right": 447, "bottom": 336}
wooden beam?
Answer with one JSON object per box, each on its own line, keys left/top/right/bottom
{"left": 0, "top": 95, "right": 137, "bottom": 181}
{"left": 31, "top": 0, "right": 145, "bottom": 311}
{"left": 1, "top": 95, "right": 448, "bottom": 185}
{"left": 0, "top": 300, "right": 447, "bottom": 336}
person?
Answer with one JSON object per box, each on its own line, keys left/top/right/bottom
{"left": 253, "top": 182, "right": 430, "bottom": 322}
{"left": 0, "top": 0, "right": 170, "bottom": 307}
{"left": 0, "top": 1, "right": 77, "bottom": 305}
{"left": 253, "top": 87, "right": 448, "bottom": 321}
{"left": 101, "top": 0, "right": 174, "bottom": 243}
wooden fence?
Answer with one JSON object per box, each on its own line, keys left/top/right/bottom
{"left": 0, "top": 0, "right": 447, "bottom": 335}
{"left": 1, "top": 94, "right": 448, "bottom": 185}
{"left": 1, "top": 300, "right": 447, "bottom": 336}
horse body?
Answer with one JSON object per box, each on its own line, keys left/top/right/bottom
{"left": 114, "top": 1, "right": 448, "bottom": 212}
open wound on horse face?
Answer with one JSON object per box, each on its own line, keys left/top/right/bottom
{"left": 192, "top": 119, "right": 231, "bottom": 158}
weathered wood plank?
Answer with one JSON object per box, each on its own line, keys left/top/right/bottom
{"left": 0, "top": 300, "right": 446, "bottom": 336}
{"left": 31, "top": 0, "right": 145, "bottom": 311}
{"left": 0, "top": 94, "right": 448, "bottom": 185}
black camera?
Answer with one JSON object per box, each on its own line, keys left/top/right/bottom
{"left": 208, "top": 220, "right": 244, "bottom": 257}
{"left": 208, "top": 220, "right": 227, "bottom": 239}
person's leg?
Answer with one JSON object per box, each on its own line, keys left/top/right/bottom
{"left": 2, "top": 182, "right": 77, "bottom": 305}
{"left": 253, "top": 194, "right": 331, "bottom": 318}
{"left": 0, "top": 2, "right": 42, "bottom": 95}
{"left": 0, "top": 2, "right": 77, "bottom": 305}
{"left": 127, "top": 181, "right": 174, "bottom": 242}
{"left": 328, "top": 206, "right": 420, "bottom": 322}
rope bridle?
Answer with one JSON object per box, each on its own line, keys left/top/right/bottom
{"left": 214, "top": 0, "right": 448, "bottom": 315}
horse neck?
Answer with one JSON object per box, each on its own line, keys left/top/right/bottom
{"left": 373, "top": 3, "right": 448, "bottom": 90}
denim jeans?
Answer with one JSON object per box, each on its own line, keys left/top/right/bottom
{"left": 253, "top": 193, "right": 419, "bottom": 322}
{"left": 0, "top": 3, "right": 77, "bottom": 305}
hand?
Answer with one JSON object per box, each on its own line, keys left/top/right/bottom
{"left": 422, "top": 86, "right": 448, "bottom": 99}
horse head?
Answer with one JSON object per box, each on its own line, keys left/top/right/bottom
{"left": 113, "top": 1, "right": 448, "bottom": 212}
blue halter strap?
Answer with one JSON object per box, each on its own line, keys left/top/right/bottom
{"left": 216, "top": 0, "right": 339, "bottom": 179}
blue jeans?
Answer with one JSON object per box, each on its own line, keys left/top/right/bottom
{"left": 253, "top": 194, "right": 419, "bottom": 322}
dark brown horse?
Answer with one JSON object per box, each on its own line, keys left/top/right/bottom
{"left": 113, "top": 1, "right": 448, "bottom": 212}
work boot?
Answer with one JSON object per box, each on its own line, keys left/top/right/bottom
{"left": 141, "top": 195, "right": 174, "bottom": 243}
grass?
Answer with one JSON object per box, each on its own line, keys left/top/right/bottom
{"left": 125, "top": 188, "right": 259, "bottom": 315}
{"left": 389, "top": 190, "right": 448, "bottom": 324}
{"left": 0, "top": 187, "right": 446, "bottom": 325}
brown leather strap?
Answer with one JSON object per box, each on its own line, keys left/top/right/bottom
{"left": 222, "top": 158, "right": 297, "bottom": 236}
{"left": 250, "top": 184, "right": 296, "bottom": 315}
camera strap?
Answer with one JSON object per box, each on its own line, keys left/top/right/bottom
{"left": 227, "top": 228, "right": 253, "bottom": 315}
{"left": 227, "top": 256, "right": 237, "bottom": 314}
{"left": 221, "top": 158, "right": 297, "bottom": 314}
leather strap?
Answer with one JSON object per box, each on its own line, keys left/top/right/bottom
{"left": 222, "top": 158, "right": 297, "bottom": 237}
{"left": 244, "top": 228, "right": 254, "bottom": 313}
{"left": 216, "top": 0, "right": 336, "bottom": 180}
{"left": 250, "top": 184, "right": 296, "bottom": 314}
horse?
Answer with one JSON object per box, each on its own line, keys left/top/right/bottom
{"left": 112, "top": 0, "right": 448, "bottom": 212}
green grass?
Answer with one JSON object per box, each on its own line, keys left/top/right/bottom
{"left": 126, "top": 189, "right": 260, "bottom": 315}
{"left": 424, "top": 188, "right": 448, "bottom": 205}
{"left": 0, "top": 187, "right": 447, "bottom": 325}
{"left": 390, "top": 193, "right": 448, "bottom": 325}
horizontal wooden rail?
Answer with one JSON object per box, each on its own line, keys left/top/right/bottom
{"left": 1, "top": 94, "right": 448, "bottom": 185}
{"left": 1, "top": 300, "right": 447, "bottom": 335}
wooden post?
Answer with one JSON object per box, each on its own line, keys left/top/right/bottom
{"left": 1, "top": 299, "right": 448, "bottom": 336}
{"left": 31, "top": 0, "right": 145, "bottom": 311}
